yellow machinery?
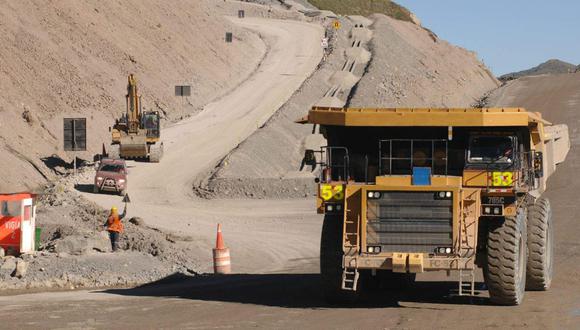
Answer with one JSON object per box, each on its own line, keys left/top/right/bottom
{"left": 110, "top": 74, "right": 163, "bottom": 162}
{"left": 299, "top": 107, "right": 569, "bottom": 305}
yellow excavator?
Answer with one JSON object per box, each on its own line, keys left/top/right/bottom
{"left": 109, "top": 74, "right": 163, "bottom": 162}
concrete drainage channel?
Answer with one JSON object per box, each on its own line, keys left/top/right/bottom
{"left": 317, "top": 16, "right": 374, "bottom": 108}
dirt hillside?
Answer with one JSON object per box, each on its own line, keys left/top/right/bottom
{"left": 499, "top": 59, "right": 578, "bottom": 81}
{"left": 201, "top": 13, "right": 500, "bottom": 199}
{"left": 348, "top": 14, "right": 499, "bottom": 108}
{"left": 0, "top": 0, "right": 268, "bottom": 192}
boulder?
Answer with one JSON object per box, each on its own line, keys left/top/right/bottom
{"left": 13, "top": 259, "right": 28, "bottom": 278}
{"left": 54, "top": 233, "right": 110, "bottom": 255}
{"left": 129, "top": 217, "right": 145, "bottom": 226}
{"left": 0, "top": 257, "right": 17, "bottom": 273}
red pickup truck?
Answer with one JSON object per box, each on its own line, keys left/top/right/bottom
{"left": 94, "top": 158, "right": 128, "bottom": 195}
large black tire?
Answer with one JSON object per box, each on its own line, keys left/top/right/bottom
{"left": 320, "top": 214, "right": 358, "bottom": 304}
{"left": 526, "top": 198, "right": 553, "bottom": 291}
{"left": 484, "top": 209, "right": 527, "bottom": 305}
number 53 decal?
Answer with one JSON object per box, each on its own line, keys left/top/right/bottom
{"left": 320, "top": 184, "right": 344, "bottom": 201}
{"left": 492, "top": 172, "right": 514, "bottom": 187}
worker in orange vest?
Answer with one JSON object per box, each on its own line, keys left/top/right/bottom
{"left": 106, "top": 205, "right": 127, "bottom": 251}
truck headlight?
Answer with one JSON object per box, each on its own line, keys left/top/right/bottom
{"left": 96, "top": 177, "right": 103, "bottom": 181}
{"left": 367, "top": 246, "right": 381, "bottom": 253}
{"left": 482, "top": 205, "right": 503, "bottom": 216}
{"left": 118, "top": 179, "right": 125, "bottom": 184}
{"left": 325, "top": 203, "right": 343, "bottom": 213}
{"left": 367, "top": 191, "right": 381, "bottom": 199}
{"left": 435, "top": 191, "right": 452, "bottom": 199}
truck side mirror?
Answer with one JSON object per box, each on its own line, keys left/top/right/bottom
{"left": 534, "top": 152, "right": 544, "bottom": 178}
{"left": 304, "top": 149, "right": 316, "bottom": 166}
{"left": 109, "top": 126, "right": 111, "bottom": 132}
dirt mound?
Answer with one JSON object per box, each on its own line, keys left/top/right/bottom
{"left": 500, "top": 59, "right": 577, "bottom": 81}
{"left": 348, "top": 14, "right": 499, "bottom": 108}
{"left": 0, "top": 0, "right": 267, "bottom": 193}
{"left": 0, "top": 175, "right": 202, "bottom": 292}
{"left": 308, "top": 0, "right": 415, "bottom": 23}
{"left": 200, "top": 14, "right": 499, "bottom": 199}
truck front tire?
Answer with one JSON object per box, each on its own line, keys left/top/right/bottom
{"left": 526, "top": 198, "right": 553, "bottom": 291}
{"left": 320, "top": 214, "right": 358, "bottom": 305}
{"left": 484, "top": 209, "right": 527, "bottom": 305}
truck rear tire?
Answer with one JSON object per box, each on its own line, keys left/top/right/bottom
{"left": 526, "top": 198, "right": 553, "bottom": 291}
{"left": 109, "top": 145, "right": 120, "bottom": 159}
{"left": 484, "top": 209, "right": 527, "bottom": 305}
{"left": 320, "top": 214, "right": 359, "bottom": 305}
{"left": 149, "top": 143, "right": 163, "bottom": 163}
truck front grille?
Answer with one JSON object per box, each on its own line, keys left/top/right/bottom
{"left": 367, "top": 191, "right": 453, "bottom": 253}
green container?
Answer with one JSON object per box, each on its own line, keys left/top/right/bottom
{"left": 35, "top": 227, "right": 42, "bottom": 250}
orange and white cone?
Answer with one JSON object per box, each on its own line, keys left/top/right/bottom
{"left": 213, "top": 224, "right": 231, "bottom": 274}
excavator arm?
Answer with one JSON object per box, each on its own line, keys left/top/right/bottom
{"left": 126, "top": 74, "right": 141, "bottom": 134}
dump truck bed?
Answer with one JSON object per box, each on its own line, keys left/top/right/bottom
{"left": 300, "top": 107, "right": 549, "bottom": 127}
{"left": 300, "top": 107, "right": 570, "bottom": 180}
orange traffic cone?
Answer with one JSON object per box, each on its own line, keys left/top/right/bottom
{"left": 213, "top": 224, "right": 231, "bottom": 274}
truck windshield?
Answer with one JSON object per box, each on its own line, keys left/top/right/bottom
{"left": 468, "top": 136, "right": 514, "bottom": 164}
{"left": 99, "top": 164, "right": 125, "bottom": 173}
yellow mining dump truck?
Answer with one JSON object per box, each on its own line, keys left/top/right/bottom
{"left": 110, "top": 74, "right": 163, "bottom": 162}
{"left": 298, "top": 107, "right": 569, "bottom": 305}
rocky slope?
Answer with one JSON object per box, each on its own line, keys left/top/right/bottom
{"left": 348, "top": 14, "right": 499, "bottom": 108}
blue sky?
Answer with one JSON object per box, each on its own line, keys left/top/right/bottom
{"left": 395, "top": 0, "right": 580, "bottom": 75}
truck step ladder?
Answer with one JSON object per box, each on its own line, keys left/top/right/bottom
{"left": 341, "top": 268, "right": 359, "bottom": 291}
{"left": 458, "top": 268, "right": 475, "bottom": 296}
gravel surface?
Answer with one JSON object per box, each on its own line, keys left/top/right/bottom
{"left": 0, "top": 172, "right": 201, "bottom": 293}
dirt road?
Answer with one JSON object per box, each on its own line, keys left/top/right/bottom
{"left": 75, "top": 17, "right": 325, "bottom": 273}
{"left": 2, "top": 25, "right": 580, "bottom": 330}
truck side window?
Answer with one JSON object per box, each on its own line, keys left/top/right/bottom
{"left": 468, "top": 136, "right": 515, "bottom": 164}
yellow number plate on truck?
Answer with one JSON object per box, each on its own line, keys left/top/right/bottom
{"left": 491, "top": 172, "right": 514, "bottom": 187}
{"left": 320, "top": 184, "right": 344, "bottom": 201}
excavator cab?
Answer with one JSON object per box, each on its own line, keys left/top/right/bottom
{"left": 142, "top": 111, "right": 161, "bottom": 138}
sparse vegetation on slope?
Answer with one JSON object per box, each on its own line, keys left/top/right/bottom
{"left": 308, "top": 0, "right": 413, "bottom": 22}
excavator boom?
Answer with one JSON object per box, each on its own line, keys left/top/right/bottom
{"left": 126, "top": 74, "right": 140, "bottom": 134}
